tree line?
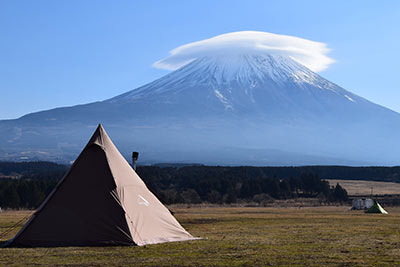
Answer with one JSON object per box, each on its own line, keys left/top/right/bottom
{"left": 0, "top": 178, "right": 59, "bottom": 209}
{"left": 0, "top": 163, "right": 351, "bottom": 209}
{"left": 2, "top": 161, "right": 400, "bottom": 182}
{"left": 248, "top": 165, "right": 400, "bottom": 183}
{"left": 137, "top": 166, "right": 348, "bottom": 205}
{"left": 0, "top": 161, "right": 67, "bottom": 177}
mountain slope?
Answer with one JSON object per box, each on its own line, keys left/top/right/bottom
{"left": 1, "top": 53, "right": 399, "bottom": 165}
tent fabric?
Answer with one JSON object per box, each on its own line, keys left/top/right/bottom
{"left": 365, "top": 201, "right": 388, "bottom": 214}
{"left": 5, "top": 124, "right": 197, "bottom": 247}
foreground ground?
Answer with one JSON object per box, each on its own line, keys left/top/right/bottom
{"left": 1, "top": 206, "right": 400, "bottom": 266}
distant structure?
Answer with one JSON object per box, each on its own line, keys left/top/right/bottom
{"left": 351, "top": 198, "right": 374, "bottom": 210}
{"left": 132, "top": 151, "right": 139, "bottom": 171}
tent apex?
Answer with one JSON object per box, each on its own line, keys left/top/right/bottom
{"left": 85, "top": 123, "right": 112, "bottom": 149}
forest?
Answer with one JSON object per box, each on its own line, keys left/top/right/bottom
{"left": 0, "top": 162, "right": 353, "bottom": 209}
{"left": 137, "top": 165, "right": 348, "bottom": 205}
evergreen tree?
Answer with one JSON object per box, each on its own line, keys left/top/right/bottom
{"left": 223, "top": 187, "right": 237, "bottom": 204}
{"left": 3, "top": 186, "right": 20, "bottom": 209}
{"left": 330, "top": 183, "right": 348, "bottom": 202}
{"left": 181, "top": 189, "right": 201, "bottom": 204}
{"left": 207, "top": 190, "right": 222, "bottom": 204}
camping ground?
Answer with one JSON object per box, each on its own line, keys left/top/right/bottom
{"left": 1, "top": 206, "right": 400, "bottom": 266}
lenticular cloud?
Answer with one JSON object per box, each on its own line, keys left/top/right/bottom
{"left": 153, "top": 31, "right": 335, "bottom": 72}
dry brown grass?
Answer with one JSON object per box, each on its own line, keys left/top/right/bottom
{"left": 327, "top": 179, "right": 400, "bottom": 196}
{"left": 1, "top": 206, "right": 400, "bottom": 266}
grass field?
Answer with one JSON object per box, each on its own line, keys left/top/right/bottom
{"left": 1, "top": 206, "right": 400, "bottom": 266}
{"left": 327, "top": 179, "right": 400, "bottom": 196}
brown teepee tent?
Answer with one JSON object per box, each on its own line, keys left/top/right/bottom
{"left": 5, "top": 124, "right": 197, "bottom": 247}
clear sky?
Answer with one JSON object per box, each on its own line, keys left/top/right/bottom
{"left": 1, "top": 0, "right": 399, "bottom": 119}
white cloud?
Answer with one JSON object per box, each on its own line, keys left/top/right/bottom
{"left": 153, "top": 31, "right": 335, "bottom": 72}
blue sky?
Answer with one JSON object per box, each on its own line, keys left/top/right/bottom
{"left": 1, "top": 1, "right": 399, "bottom": 119}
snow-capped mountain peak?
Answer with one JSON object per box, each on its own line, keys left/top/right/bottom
{"left": 2, "top": 34, "right": 399, "bottom": 165}
{"left": 108, "top": 53, "right": 355, "bottom": 114}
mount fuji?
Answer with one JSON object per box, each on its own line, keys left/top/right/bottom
{"left": 1, "top": 33, "right": 400, "bottom": 165}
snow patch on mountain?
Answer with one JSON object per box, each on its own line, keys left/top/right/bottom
{"left": 344, "top": 94, "right": 355, "bottom": 102}
{"left": 214, "top": 89, "right": 233, "bottom": 110}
